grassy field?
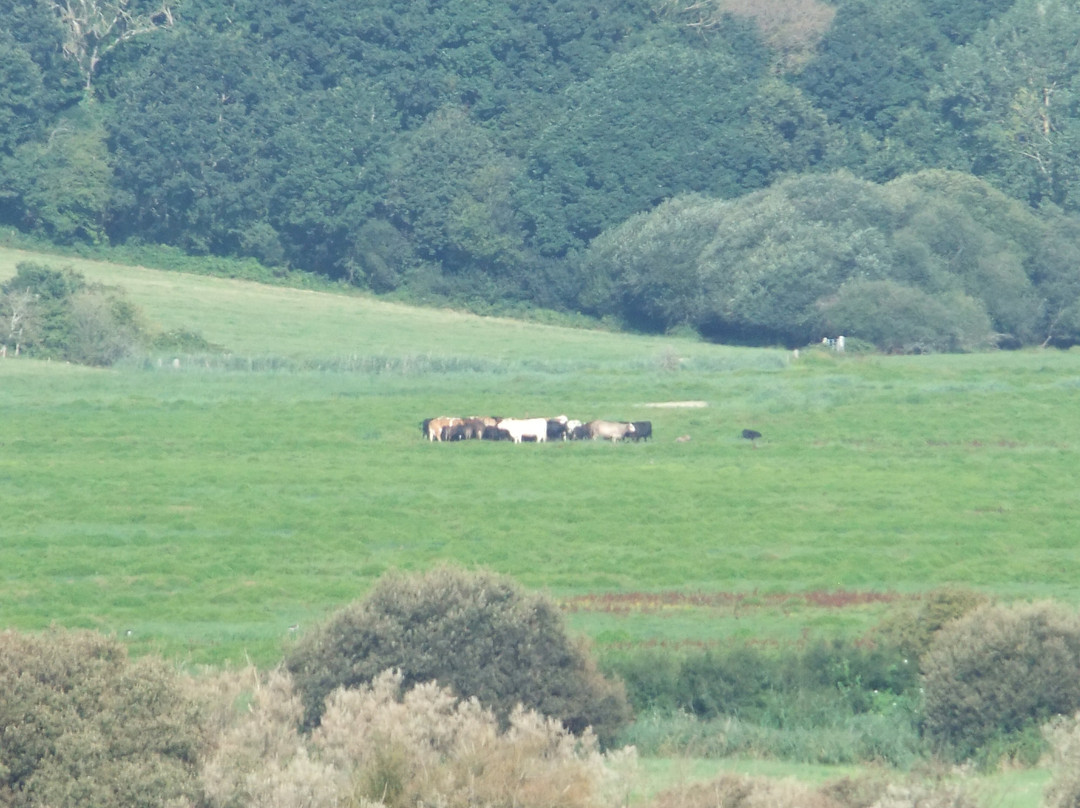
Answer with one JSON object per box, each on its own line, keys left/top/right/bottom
{"left": 3, "top": 245, "right": 1079, "bottom": 670}
{"left": 4, "top": 246, "right": 1077, "bottom": 805}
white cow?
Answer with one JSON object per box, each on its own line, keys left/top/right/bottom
{"left": 585, "top": 420, "right": 636, "bottom": 441}
{"left": 496, "top": 418, "right": 549, "bottom": 444}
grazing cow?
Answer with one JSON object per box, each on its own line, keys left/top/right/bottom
{"left": 569, "top": 424, "right": 590, "bottom": 441}
{"left": 547, "top": 416, "right": 569, "bottom": 441}
{"left": 741, "top": 429, "right": 762, "bottom": 448}
{"left": 496, "top": 417, "right": 549, "bottom": 444}
{"left": 481, "top": 425, "right": 511, "bottom": 441}
{"left": 457, "top": 417, "right": 491, "bottom": 440}
{"left": 585, "top": 420, "right": 636, "bottom": 441}
{"left": 425, "top": 416, "right": 463, "bottom": 441}
{"left": 626, "top": 421, "right": 652, "bottom": 441}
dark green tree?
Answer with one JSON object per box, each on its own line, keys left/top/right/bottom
{"left": 385, "top": 106, "right": 527, "bottom": 281}
{"left": 523, "top": 39, "right": 837, "bottom": 256}
{"left": 799, "top": 0, "right": 951, "bottom": 136}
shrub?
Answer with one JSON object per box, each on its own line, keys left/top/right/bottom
{"left": 873, "top": 587, "right": 991, "bottom": 668}
{"left": 0, "top": 629, "right": 205, "bottom": 808}
{"left": 201, "top": 667, "right": 636, "bottom": 808}
{"left": 643, "top": 772, "right": 976, "bottom": 808}
{"left": 921, "top": 601, "right": 1080, "bottom": 762}
{"left": 285, "top": 566, "right": 632, "bottom": 745}
{"left": 1044, "top": 713, "right": 1080, "bottom": 808}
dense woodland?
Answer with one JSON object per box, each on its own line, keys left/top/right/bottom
{"left": 5, "top": 0, "right": 1080, "bottom": 350}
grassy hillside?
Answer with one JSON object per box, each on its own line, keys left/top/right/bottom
{"left": 2, "top": 247, "right": 1079, "bottom": 669}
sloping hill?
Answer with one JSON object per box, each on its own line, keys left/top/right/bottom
{"left": 0, "top": 246, "right": 771, "bottom": 364}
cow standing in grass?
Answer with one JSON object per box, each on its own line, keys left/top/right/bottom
{"left": 496, "top": 418, "right": 549, "bottom": 443}
{"left": 585, "top": 420, "right": 636, "bottom": 441}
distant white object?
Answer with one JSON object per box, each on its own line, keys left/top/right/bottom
{"left": 837, "top": 335, "right": 845, "bottom": 352}
{"left": 792, "top": 348, "right": 799, "bottom": 359}
{"left": 172, "top": 358, "right": 181, "bottom": 368}
{"left": 641, "top": 400, "right": 708, "bottom": 408}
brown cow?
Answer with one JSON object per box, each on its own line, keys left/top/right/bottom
{"left": 424, "top": 416, "right": 464, "bottom": 442}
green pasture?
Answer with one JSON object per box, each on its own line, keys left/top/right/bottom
{"left": 2, "top": 247, "right": 1080, "bottom": 670}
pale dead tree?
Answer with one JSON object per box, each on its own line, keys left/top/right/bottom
{"left": 1, "top": 288, "right": 38, "bottom": 357}
{"left": 656, "top": 0, "right": 834, "bottom": 71}
{"left": 52, "top": 0, "right": 175, "bottom": 92}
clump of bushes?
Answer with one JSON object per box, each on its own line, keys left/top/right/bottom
{"left": 0, "top": 629, "right": 205, "bottom": 808}
{"left": 921, "top": 601, "right": 1080, "bottom": 764}
{"left": 200, "top": 668, "right": 635, "bottom": 808}
{"left": 0, "top": 261, "right": 218, "bottom": 365}
{"left": 285, "top": 565, "right": 631, "bottom": 746}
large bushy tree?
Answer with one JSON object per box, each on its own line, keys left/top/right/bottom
{"left": 581, "top": 170, "right": 1066, "bottom": 349}
{"left": 285, "top": 566, "right": 631, "bottom": 746}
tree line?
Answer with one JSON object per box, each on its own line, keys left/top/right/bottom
{"left": 3, "top": 0, "right": 1080, "bottom": 349}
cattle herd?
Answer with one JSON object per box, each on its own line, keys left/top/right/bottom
{"left": 421, "top": 415, "right": 652, "bottom": 443}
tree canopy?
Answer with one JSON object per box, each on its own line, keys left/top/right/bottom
{"left": 4, "top": 0, "right": 1080, "bottom": 350}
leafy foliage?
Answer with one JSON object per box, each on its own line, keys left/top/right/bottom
{"left": 285, "top": 566, "right": 631, "bottom": 745}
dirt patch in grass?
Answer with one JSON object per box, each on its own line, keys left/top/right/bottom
{"left": 561, "top": 590, "right": 905, "bottom": 615}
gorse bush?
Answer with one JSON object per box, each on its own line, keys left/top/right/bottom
{"left": 0, "top": 629, "right": 204, "bottom": 808}
{"left": 285, "top": 566, "right": 632, "bottom": 745}
{"left": 921, "top": 601, "right": 1080, "bottom": 763}
{"left": 201, "top": 667, "right": 636, "bottom": 808}
{"left": 873, "top": 587, "right": 991, "bottom": 668}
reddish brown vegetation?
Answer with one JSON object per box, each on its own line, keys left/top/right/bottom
{"left": 561, "top": 590, "right": 903, "bottom": 615}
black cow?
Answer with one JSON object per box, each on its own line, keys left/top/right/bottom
{"left": 627, "top": 421, "right": 652, "bottom": 441}
{"left": 547, "top": 418, "right": 568, "bottom": 441}
{"left": 568, "top": 424, "right": 590, "bottom": 441}
{"left": 481, "top": 425, "right": 512, "bottom": 441}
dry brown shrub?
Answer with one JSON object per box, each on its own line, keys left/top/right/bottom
{"left": 647, "top": 773, "right": 841, "bottom": 808}
{"left": 315, "top": 670, "right": 636, "bottom": 808}
{"left": 199, "top": 668, "right": 346, "bottom": 808}
{"left": 644, "top": 773, "right": 977, "bottom": 808}
{"left": 198, "top": 667, "right": 635, "bottom": 808}
{"left": 1043, "top": 713, "right": 1080, "bottom": 808}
